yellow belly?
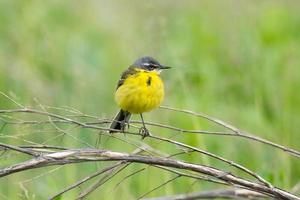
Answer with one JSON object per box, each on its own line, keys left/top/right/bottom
{"left": 115, "top": 70, "right": 164, "bottom": 114}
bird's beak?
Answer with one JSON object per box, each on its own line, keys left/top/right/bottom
{"left": 159, "top": 65, "right": 171, "bottom": 70}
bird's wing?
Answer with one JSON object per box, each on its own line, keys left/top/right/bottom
{"left": 116, "top": 66, "right": 137, "bottom": 89}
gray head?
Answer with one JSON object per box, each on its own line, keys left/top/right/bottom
{"left": 131, "top": 56, "right": 171, "bottom": 71}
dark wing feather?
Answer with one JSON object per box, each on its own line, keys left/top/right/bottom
{"left": 116, "top": 66, "right": 137, "bottom": 89}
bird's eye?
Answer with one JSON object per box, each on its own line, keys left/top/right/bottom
{"left": 150, "top": 65, "right": 158, "bottom": 70}
{"left": 143, "top": 63, "right": 154, "bottom": 70}
{"left": 142, "top": 63, "right": 159, "bottom": 70}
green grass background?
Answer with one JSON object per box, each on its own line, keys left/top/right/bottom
{"left": 0, "top": 0, "right": 300, "bottom": 199}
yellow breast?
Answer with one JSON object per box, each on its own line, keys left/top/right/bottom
{"left": 115, "top": 69, "right": 164, "bottom": 114}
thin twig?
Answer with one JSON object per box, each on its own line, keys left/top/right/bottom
{"left": 160, "top": 106, "right": 300, "bottom": 158}
{"left": 112, "top": 167, "right": 146, "bottom": 191}
{"left": 154, "top": 165, "right": 229, "bottom": 186}
{"left": 143, "top": 188, "right": 267, "bottom": 200}
{"left": 149, "top": 135, "right": 272, "bottom": 188}
{"left": 0, "top": 92, "right": 24, "bottom": 108}
{"left": 0, "top": 142, "right": 39, "bottom": 157}
{"left": 76, "top": 163, "right": 130, "bottom": 199}
{"left": 49, "top": 162, "right": 125, "bottom": 200}
{"left": 137, "top": 175, "right": 181, "bottom": 200}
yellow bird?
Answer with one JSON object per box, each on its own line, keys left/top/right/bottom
{"left": 109, "top": 56, "right": 170, "bottom": 138}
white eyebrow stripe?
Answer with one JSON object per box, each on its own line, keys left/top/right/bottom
{"left": 142, "top": 63, "right": 160, "bottom": 68}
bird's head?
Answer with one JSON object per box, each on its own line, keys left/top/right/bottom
{"left": 131, "top": 56, "right": 171, "bottom": 73}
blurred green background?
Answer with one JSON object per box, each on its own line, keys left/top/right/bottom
{"left": 1, "top": 0, "right": 300, "bottom": 199}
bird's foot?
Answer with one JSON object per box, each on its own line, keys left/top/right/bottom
{"left": 139, "top": 127, "right": 150, "bottom": 139}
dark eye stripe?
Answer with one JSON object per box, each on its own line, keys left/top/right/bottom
{"left": 150, "top": 64, "right": 159, "bottom": 68}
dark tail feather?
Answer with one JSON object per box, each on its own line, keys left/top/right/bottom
{"left": 109, "top": 110, "right": 131, "bottom": 133}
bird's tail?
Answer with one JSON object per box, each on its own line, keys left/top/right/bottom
{"left": 109, "top": 110, "right": 131, "bottom": 133}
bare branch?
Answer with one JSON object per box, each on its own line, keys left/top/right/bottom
{"left": 143, "top": 188, "right": 267, "bottom": 200}
{"left": 154, "top": 165, "right": 229, "bottom": 186}
{"left": 2, "top": 107, "right": 300, "bottom": 159}
{"left": 160, "top": 106, "right": 300, "bottom": 158}
{"left": 149, "top": 135, "right": 272, "bottom": 188}
{"left": 0, "top": 103, "right": 299, "bottom": 199}
{"left": 0, "top": 148, "right": 298, "bottom": 199}
{"left": 0, "top": 142, "right": 39, "bottom": 156}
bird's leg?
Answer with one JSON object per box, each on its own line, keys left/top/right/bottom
{"left": 139, "top": 114, "right": 149, "bottom": 139}
{"left": 121, "top": 119, "right": 126, "bottom": 133}
{"left": 127, "top": 120, "right": 130, "bottom": 130}
{"left": 119, "top": 120, "right": 127, "bottom": 137}
{"left": 124, "top": 111, "right": 130, "bottom": 130}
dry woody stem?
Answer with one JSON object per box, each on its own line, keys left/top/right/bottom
{"left": 0, "top": 92, "right": 299, "bottom": 199}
